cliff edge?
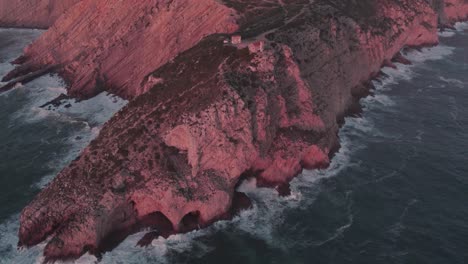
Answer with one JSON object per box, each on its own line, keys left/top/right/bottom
{"left": 0, "top": 0, "right": 466, "bottom": 261}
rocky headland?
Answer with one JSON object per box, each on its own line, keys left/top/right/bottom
{"left": 1, "top": 0, "right": 467, "bottom": 261}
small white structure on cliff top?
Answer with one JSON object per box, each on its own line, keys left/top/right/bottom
{"left": 231, "top": 35, "right": 242, "bottom": 44}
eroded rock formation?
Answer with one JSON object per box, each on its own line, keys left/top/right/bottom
{"left": 1, "top": 0, "right": 467, "bottom": 261}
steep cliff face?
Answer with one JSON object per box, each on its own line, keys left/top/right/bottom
{"left": 13, "top": 0, "right": 463, "bottom": 261}
{"left": 0, "top": 0, "right": 80, "bottom": 29}
{"left": 444, "top": 0, "right": 468, "bottom": 22}
{"left": 3, "top": 0, "right": 238, "bottom": 99}
{"left": 428, "top": 0, "right": 468, "bottom": 24}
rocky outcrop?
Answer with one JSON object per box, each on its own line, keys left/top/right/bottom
{"left": 444, "top": 0, "right": 468, "bottom": 22}
{"left": 2, "top": 0, "right": 238, "bottom": 99}
{"left": 4, "top": 0, "right": 467, "bottom": 261}
{"left": 428, "top": 0, "right": 468, "bottom": 24}
{"left": 0, "top": 0, "right": 80, "bottom": 29}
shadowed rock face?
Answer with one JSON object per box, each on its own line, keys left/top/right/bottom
{"left": 1, "top": 0, "right": 467, "bottom": 261}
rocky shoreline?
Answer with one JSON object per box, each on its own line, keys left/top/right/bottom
{"left": 0, "top": 0, "right": 467, "bottom": 261}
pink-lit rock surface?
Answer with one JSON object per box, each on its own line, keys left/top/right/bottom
{"left": 1, "top": 0, "right": 467, "bottom": 261}
{"left": 2, "top": 0, "right": 238, "bottom": 99}
{"left": 430, "top": 0, "right": 468, "bottom": 24}
{"left": 444, "top": 0, "right": 468, "bottom": 22}
{"left": 0, "top": 0, "right": 80, "bottom": 29}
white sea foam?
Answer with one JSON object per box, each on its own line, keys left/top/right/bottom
{"left": 439, "top": 76, "right": 465, "bottom": 88}
{"left": 44, "top": 92, "right": 127, "bottom": 126}
{"left": 8, "top": 75, "right": 127, "bottom": 126}
{"left": 0, "top": 27, "right": 127, "bottom": 263}
{"left": 364, "top": 45, "right": 455, "bottom": 110}
{"left": 1, "top": 73, "right": 128, "bottom": 189}
{"left": 0, "top": 32, "right": 127, "bottom": 264}
{"left": 364, "top": 94, "right": 396, "bottom": 107}
{"left": 0, "top": 80, "right": 127, "bottom": 263}
{"left": 403, "top": 45, "right": 455, "bottom": 63}
{"left": 438, "top": 30, "right": 456, "bottom": 38}
{"left": 454, "top": 22, "right": 468, "bottom": 32}
{"left": 0, "top": 215, "right": 46, "bottom": 264}
{"left": 96, "top": 222, "right": 221, "bottom": 264}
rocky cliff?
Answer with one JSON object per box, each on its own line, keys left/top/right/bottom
{"left": 2, "top": 0, "right": 238, "bottom": 99}
{"left": 429, "top": 0, "right": 468, "bottom": 24}
{"left": 0, "top": 0, "right": 80, "bottom": 29}
{"left": 444, "top": 0, "right": 468, "bottom": 22}
{"left": 1, "top": 0, "right": 467, "bottom": 261}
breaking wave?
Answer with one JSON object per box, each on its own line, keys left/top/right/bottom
{"left": 438, "top": 30, "right": 456, "bottom": 38}
{"left": 454, "top": 21, "right": 468, "bottom": 32}
{"left": 0, "top": 76, "right": 127, "bottom": 263}
{"left": 0, "top": 29, "right": 127, "bottom": 264}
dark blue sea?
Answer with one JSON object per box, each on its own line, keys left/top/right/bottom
{"left": 0, "top": 23, "right": 467, "bottom": 263}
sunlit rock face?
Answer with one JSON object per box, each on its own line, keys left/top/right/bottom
{"left": 427, "top": 0, "right": 468, "bottom": 24}
{"left": 1, "top": 0, "right": 466, "bottom": 261}
{"left": 444, "top": 0, "right": 468, "bottom": 22}
{"left": 0, "top": 0, "right": 80, "bottom": 28}
{"left": 2, "top": 0, "right": 238, "bottom": 99}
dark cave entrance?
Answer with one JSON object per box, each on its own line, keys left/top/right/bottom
{"left": 180, "top": 210, "right": 201, "bottom": 232}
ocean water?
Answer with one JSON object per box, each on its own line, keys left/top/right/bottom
{"left": 0, "top": 23, "right": 467, "bottom": 264}
{"left": 0, "top": 28, "right": 128, "bottom": 264}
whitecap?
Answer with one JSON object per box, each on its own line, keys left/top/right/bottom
{"left": 438, "top": 30, "right": 456, "bottom": 38}
{"left": 439, "top": 76, "right": 464, "bottom": 88}
{"left": 363, "top": 94, "right": 396, "bottom": 107}
{"left": 0, "top": 28, "right": 128, "bottom": 264}
{"left": 44, "top": 92, "right": 128, "bottom": 126}
{"left": 373, "top": 63, "right": 413, "bottom": 92}
{"left": 0, "top": 215, "right": 45, "bottom": 264}
{"left": 99, "top": 224, "right": 216, "bottom": 264}
{"left": 403, "top": 45, "right": 454, "bottom": 63}
{"left": 454, "top": 21, "right": 468, "bottom": 32}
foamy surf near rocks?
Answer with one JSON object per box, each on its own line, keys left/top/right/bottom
{"left": 0, "top": 0, "right": 467, "bottom": 261}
